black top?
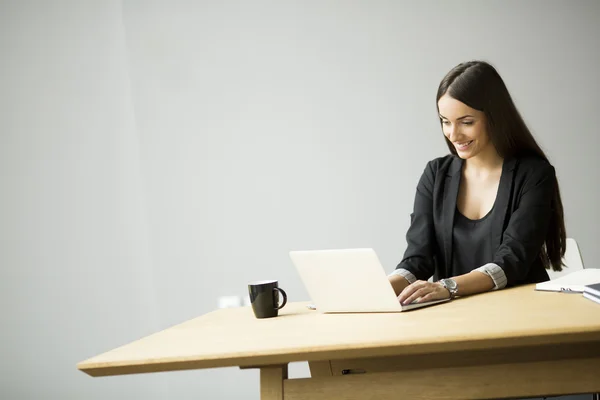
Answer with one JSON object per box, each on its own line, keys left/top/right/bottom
{"left": 451, "top": 206, "right": 495, "bottom": 277}
{"left": 395, "top": 155, "right": 554, "bottom": 287}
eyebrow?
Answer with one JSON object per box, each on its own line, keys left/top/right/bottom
{"left": 439, "top": 114, "right": 475, "bottom": 120}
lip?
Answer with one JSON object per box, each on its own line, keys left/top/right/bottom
{"left": 455, "top": 140, "right": 473, "bottom": 151}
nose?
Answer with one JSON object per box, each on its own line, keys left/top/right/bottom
{"left": 446, "top": 124, "right": 460, "bottom": 141}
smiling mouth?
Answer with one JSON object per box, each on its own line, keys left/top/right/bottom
{"left": 456, "top": 140, "right": 473, "bottom": 149}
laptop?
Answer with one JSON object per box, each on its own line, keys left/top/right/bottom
{"left": 289, "top": 248, "right": 450, "bottom": 313}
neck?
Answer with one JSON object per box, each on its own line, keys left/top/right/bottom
{"left": 463, "top": 145, "right": 504, "bottom": 174}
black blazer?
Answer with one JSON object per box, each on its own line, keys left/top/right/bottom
{"left": 396, "top": 154, "right": 555, "bottom": 287}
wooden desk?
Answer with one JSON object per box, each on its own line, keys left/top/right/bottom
{"left": 78, "top": 284, "right": 600, "bottom": 399}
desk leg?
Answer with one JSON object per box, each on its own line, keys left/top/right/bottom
{"left": 260, "top": 365, "right": 288, "bottom": 400}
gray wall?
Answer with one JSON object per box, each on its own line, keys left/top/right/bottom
{"left": 0, "top": 1, "right": 166, "bottom": 399}
{"left": 1, "top": 0, "right": 598, "bottom": 399}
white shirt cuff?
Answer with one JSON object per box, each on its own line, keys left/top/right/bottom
{"left": 474, "top": 263, "right": 507, "bottom": 290}
{"left": 388, "top": 268, "right": 417, "bottom": 284}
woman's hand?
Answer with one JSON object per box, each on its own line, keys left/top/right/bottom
{"left": 397, "top": 280, "right": 450, "bottom": 305}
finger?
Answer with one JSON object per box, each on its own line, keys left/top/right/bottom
{"left": 403, "top": 287, "right": 429, "bottom": 304}
{"left": 403, "top": 287, "right": 432, "bottom": 305}
{"left": 397, "top": 289, "right": 413, "bottom": 304}
{"left": 416, "top": 292, "right": 436, "bottom": 303}
{"left": 397, "top": 283, "right": 420, "bottom": 303}
{"left": 397, "top": 280, "right": 427, "bottom": 303}
{"left": 417, "top": 285, "right": 451, "bottom": 303}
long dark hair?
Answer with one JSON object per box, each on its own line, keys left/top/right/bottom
{"left": 436, "top": 60, "right": 566, "bottom": 271}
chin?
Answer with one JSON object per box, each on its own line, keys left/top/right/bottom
{"left": 455, "top": 149, "right": 479, "bottom": 159}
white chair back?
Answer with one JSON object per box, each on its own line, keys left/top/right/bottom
{"left": 547, "top": 238, "right": 585, "bottom": 280}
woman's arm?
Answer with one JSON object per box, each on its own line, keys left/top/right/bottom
{"left": 391, "top": 161, "right": 439, "bottom": 281}
{"left": 389, "top": 274, "right": 410, "bottom": 296}
{"left": 452, "top": 270, "right": 495, "bottom": 295}
{"left": 397, "top": 270, "right": 494, "bottom": 305}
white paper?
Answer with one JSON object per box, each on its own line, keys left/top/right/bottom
{"left": 535, "top": 269, "right": 600, "bottom": 293}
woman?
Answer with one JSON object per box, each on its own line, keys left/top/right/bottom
{"left": 388, "top": 60, "right": 566, "bottom": 305}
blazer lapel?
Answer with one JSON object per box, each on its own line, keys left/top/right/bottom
{"left": 491, "top": 157, "right": 517, "bottom": 251}
{"left": 442, "top": 157, "right": 463, "bottom": 277}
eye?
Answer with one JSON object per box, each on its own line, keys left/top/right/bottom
{"left": 441, "top": 120, "right": 450, "bottom": 126}
{"left": 462, "top": 121, "right": 474, "bottom": 126}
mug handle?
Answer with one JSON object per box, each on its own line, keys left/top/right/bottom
{"left": 273, "top": 287, "right": 287, "bottom": 310}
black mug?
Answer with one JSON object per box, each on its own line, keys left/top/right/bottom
{"left": 248, "top": 280, "right": 287, "bottom": 319}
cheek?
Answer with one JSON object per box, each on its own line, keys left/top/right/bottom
{"left": 470, "top": 126, "right": 488, "bottom": 142}
{"left": 476, "top": 128, "right": 491, "bottom": 143}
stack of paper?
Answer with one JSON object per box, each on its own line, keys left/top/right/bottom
{"left": 535, "top": 269, "right": 600, "bottom": 293}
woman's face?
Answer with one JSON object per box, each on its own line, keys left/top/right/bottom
{"left": 437, "top": 94, "right": 493, "bottom": 159}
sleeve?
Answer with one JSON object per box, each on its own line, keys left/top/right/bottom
{"left": 387, "top": 268, "right": 417, "bottom": 284}
{"left": 492, "top": 163, "right": 556, "bottom": 286}
{"left": 394, "top": 161, "right": 437, "bottom": 281}
{"left": 474, "top": 263, "right": 507, "bottom": 290}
